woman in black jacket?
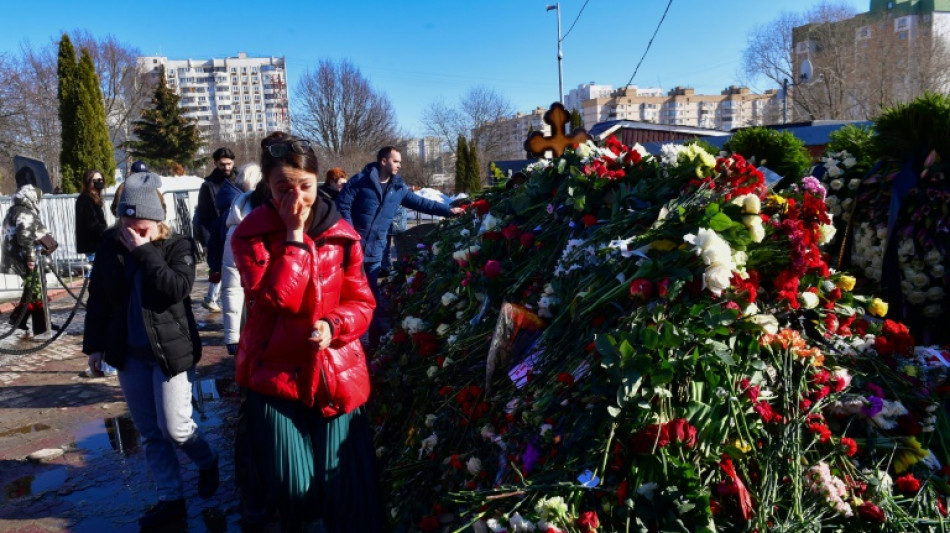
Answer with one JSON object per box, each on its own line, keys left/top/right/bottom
{"left": 75, "top": 169, "right": 107, "bottom": 259}
{"left": 82, "top": 172, "right": 218, "bottom": 529}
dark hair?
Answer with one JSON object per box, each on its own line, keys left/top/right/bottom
{"left": 377, "top": 146, "right": 398, "bottom": 163}
{"left": 260, "top": 131, "right": 319, "bottom": 186}
{"left": 326, "top": 167, "right": 347, "bottom": 184}
{"left": 14, "top": 167, "right": 36, "bottom": 185}
{"left": 212, "top": 147, "right": 236, "bottom": 161}
{"left": 81, "top": 169, "right": 104, "bottom": 205}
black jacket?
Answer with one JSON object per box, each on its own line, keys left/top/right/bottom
{"left": 75, "top": 193, "right": 107, "bottom": 254}
{"left": 193, "top": 169, "right": 234, "bottom": 247}
{"left": 82, "top": 229, "right": 202, "bottom": 377}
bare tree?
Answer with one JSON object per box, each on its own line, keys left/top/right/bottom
{"left": 740, "top": 1, "right": 857, "bottom": 120}
{"left": 421, "top": 86, "right": 514, "bottom": 163}
{"left": 293, "top": 59, "right": 399, "bottom": 170}
{"left": 0, "top": 33, "right": 150, "bottom": 191}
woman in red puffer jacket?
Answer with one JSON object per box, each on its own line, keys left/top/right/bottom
{"left": 231, "top": 131, "right": 381, "bottom": 532}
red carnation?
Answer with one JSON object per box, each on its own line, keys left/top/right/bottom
{"left": 419, "top": 515, "right": 441, "bottom": 532}
{"left": 839, "top": 437, "right": 858, "bottom": 456}
{"left": 857, "top": 501, "right": 886, "bottom": 523}
{"left": 392, "top": 329, "right": 410, "bottom": 344}
{"left": 577, "top": 511, "right": 600, "bottom": 532}
{"left": 630, "top": 423, "right": 670, "bottom": 453}
{"left": 470, "top": 199, "right": 490, "bottom": 215}
{"left": 519, "top": 232, "right": 535, "bottom": 248}
{"left": 501, "top": 223, "right": 521, "bottom": 240}
{"left": 412, "top": 331, "right": 440, "bottom": 358}
{"left": 895, "top": 473, "right": 921, "bottom": 494}
{"left": 581, "top": 214, "right": 598, "bottom": 228}
{"left": 556, "top": 372, "right": 575, "bottom": 386}
{"left": 483, "top": 260, "right": 502, "bottom": 279}
{"left": 629, "top": 278, "right": 655, "bottom": 304}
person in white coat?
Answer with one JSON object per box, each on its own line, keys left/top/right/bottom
{"left": 220, "top": 164, "right": 264, "bottom": 355}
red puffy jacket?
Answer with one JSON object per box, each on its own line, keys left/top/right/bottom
{"left": 231, "top": 204, "right": 375, "bottom": 415}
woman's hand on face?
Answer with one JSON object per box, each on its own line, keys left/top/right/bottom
{"left": 278, "top": 188, "right": 309, "bottom": 242}
{"left": 309, "top": 319, "right": 333, "bottom": 350}
{"left": 120, "top": 225, "right": 151, "bottom": 251}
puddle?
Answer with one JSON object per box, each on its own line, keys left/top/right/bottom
{"left": 0, "top": 423, "right": 51, "bottom": 438}
{"left": 72, "top": 416, "right": 140, "bottom": 457}
{"left": 2, "top": 466, "right": 67, "bottom": 503}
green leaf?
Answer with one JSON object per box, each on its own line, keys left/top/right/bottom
{"left": 707, "top": 212, "right": 737, "bottom": 232}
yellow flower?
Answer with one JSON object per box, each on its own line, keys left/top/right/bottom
{"left": 902, "top": 365, "right": 919, "bottom": 378}
{"left": 868, "top": 298, "right": 889, "bottom": 317}
{"left": 730, "top": 439, "right": 752, "bottom": 453}
{"left": 651, "top": 239, "right": 678, "bottom": 252}
{"left": 836, "top": 275, "right": 856, "bottom": 292}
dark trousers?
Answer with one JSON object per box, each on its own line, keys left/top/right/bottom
{"left": 362, "top": 261, "right": 390, "bottom": 352}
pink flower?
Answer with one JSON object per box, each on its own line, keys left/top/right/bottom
{"left": 484, "top": 260, "right": 502, "bottom": 279}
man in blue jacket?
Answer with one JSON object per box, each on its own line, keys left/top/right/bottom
{"left": 337, "top": 146, "right": 464, "bottom": 350}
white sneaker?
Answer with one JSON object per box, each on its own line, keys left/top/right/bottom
{"left": 202, "top": 301, "right": 222, "bottom": 313}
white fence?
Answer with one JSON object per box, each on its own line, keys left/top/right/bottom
{"left": 0, "top": 189, "right": 200, "bottom": 295}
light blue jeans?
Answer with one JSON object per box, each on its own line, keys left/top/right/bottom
{"left": 118, "top": 356, "right": 217, "bottom": 501}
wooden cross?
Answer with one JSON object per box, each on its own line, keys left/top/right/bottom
{"left": 524, "top": 102, "right": 591, "bottom": 158}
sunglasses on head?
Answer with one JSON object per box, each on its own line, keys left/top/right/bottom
{"left": 265, "top": 140, "right": 313, "bottom": 158}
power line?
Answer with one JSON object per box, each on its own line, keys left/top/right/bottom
{"left": 625, "top": 0, "right": 675, "bottom": 87}
{"left": 560, "top": 0, "right": 592, "bottom": 42}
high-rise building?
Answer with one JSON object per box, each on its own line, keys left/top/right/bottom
{"left": 790, "top": 0, "right": 950, "bottom": 120}
{"left": 137, "top": 52, "right": 290, "bottom": 140}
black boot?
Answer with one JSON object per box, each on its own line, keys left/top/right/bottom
{"left": 9, "top": 304, "right": 28, "bottom": 331}
{"left": 139, "top": 498, "right": 187, "bottom": 529}
{"left": 31, "top": 306, "right": 47, "bottom": 336}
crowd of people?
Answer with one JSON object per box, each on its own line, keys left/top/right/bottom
{"left": 0, "top": 135, "right": 463, "bottom": 531}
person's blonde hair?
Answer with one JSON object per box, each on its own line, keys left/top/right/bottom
{"left": 112, "top": 187, "right": 172, "bottom": 241}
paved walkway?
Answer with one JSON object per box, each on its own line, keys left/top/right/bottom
{"left": 0, "top": 279, "right": 251, "bottom": 532}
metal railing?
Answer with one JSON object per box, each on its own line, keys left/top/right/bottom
{"left": 0, "top": 189, "right": 199, "bottom": 295}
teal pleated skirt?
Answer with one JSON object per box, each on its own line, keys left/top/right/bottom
{"left": 244, "top": 390, "right": 384, "bottom": 532}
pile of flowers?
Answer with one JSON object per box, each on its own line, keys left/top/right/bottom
{"left": 369, "top": 136, "right": 950, "bottom": 532}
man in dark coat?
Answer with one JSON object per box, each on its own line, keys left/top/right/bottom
{"left": 336, "top": 146, "right": 463, "bottom": 350}
{"left": 192, "top": 147, "right": 235, "bottom": 312}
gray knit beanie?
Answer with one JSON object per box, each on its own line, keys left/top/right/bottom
{"left": 117, "top": 172, "right": 165, "bottom": 221}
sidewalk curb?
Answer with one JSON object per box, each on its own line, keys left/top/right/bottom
{"left": 0, "top": 280, "right": 85, "bottom": 314}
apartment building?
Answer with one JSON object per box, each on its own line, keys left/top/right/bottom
{"left": 582, "top": 85, "right": 780, "bottom": 132}
{"left": 403, "top": 136, "right": 445, "bottom": 163}
{"left": 487, "top": 107, "right": 553, "bottom": 161}
{"left": 790, "top": 0, "right": 950, "bottom": 119}
{"left": 137, "top": 52, "right": 290, "bottom": 139}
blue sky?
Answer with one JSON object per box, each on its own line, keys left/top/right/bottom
{"left": 0, "top": 0, "right": 868, "bottom": 136}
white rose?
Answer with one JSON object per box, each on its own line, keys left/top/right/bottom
{"left": 826, "top": 165, "right": 844, "bottom": 178}
{"left": 908, "top": 291, "right": 927, "bottom": 305}
{"left": 876, "top": 227, "right": 889, "bottom": 241}
{"left": 425, "top": 414, "right": 437, "bottom": 427}
{"left": 466, "top": 457, "right": 482, "bottom": 476}
{"left": 427, "top": 366, "right": 438, "bottom": 378}
{"left": 843, "top": 156, "right": 857, "bottom": 168}
{"left": 441, "top": 292, "right": 459, "bottom": 307}
{"left": 733, "top": 250, "right": 748, "bottom": 267}
{"left": 436, "top": 323, "right": 451, "bottom": 336}
{"left": 848, "top": 178, "right": 862, "bottom": 190}
{"left": 743, "top": 303, "right": 759, "bottom": 317}
{"left": 926, "top": 249, "right": 943, "bottom": 265}
{"left": 800, "top": 291, "right": 820, "bottom": 309}
{"left": 508, "top": 512, "right": 535, "bottom": 533}
{"left": 818, "top": 224, "right": 837, "bottom": 245}
{"left": 431, "top": 243, "right": 440, "bottom": 256}
{"left": 927, "top": 286, "right": 945, "bottom": 301}
{"left": 924, "top": 304, "right": 943, "bottom": 318}
{"left": 743, "top": 194, "right": 761, "bottom": 214}
{"left": 825, "top": 195, "right": 840, "bottom": 207}
{"left": 932, "top": 265, "right": 945, "bottom": 278}
{"left": 704, "top": 263, "right": 734, "bottom": 296}
{"left": 912, "top": 273, "right": 930, "bottom": 288}
{"left": 830, "top": 205, "right": 842, "bottom": 217}
{"left": 750, "top": 313, "right": 779, "bottom": 335}
{"left": 743, "top": 215, "right": 766, "bottom": 243}
{"left": 575, "top": 142, "right": 593, "bottom": 160}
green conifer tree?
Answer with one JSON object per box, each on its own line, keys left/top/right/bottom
{"left": 126, "top": 66, "right": 202, "bottom": 174}
{"left": 57, "top": 34, "right": 79, "bottom": 188}
{"left": 454, "top": 135, "right": 470, "bottom": 193}
{"left": 570, "top": 108, "right": 584, "bottom": 131}
{"left": 467, "top": 141, "right": 481, "bottom": 193}
{"left": 68, "top": 49, "right": 116, "bottom": 192}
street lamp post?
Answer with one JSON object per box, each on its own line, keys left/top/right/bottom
{"left": 546, "top": 3, "right": 564, "bottom": 103}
